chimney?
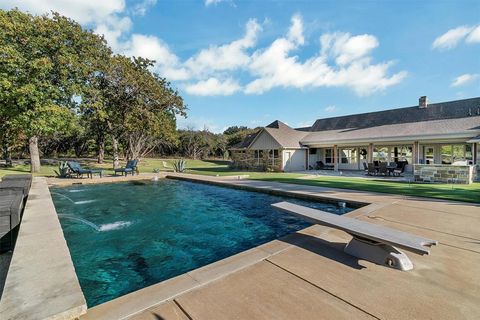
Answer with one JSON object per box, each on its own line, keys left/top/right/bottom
{"left": 419, "top": 96, "right": 428, "bottom": 108}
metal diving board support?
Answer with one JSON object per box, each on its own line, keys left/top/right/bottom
{"left": 271, "top": 202, "right": 438, "bottom": 271}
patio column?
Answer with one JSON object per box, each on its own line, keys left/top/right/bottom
{"left": 333, "top": 145, "right": 338, "bottom": 171}
{"left": 368, "top": 143, "right": 374, "bottom": 163}
{"left": 413, "top": 141, "right": 419, "bottom": 164}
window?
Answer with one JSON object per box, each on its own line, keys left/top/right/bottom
{"left": 254, "top": 150, "right": 264, "bottom": 159}
{"left": 424, "top": 146, "right": 434, "bottom": 164}
{"left": 268, "top": 149, "right": 279, "bottom": 159}
{"left": 309, "top": 148, "right": 317, "bottom": 155}
{"left": 441, "top": 144, "right": 472, "bottom": 165}
{"left": 340, "top": 148, "right": 357, "bottom": 164}
{"left": 397, "top": 146, "right": 413, "bottom": 163}
{"left": 373, "top": 147, "right": 389, "bottom": 162}
{"left": 325, "top": 148, "right": 333, "bottom": 164}
{"left": 441, "top": 145, "right": 452, "bottom": 164}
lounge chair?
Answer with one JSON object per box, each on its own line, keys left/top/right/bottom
{"left": 67, "top": 161, "right": 103, "bottom": 179}
{"left": 315, "top": 161, "right": 334, "bottom": 170}
{"left": 114, "top": 159, "right": 138, "bottom": 176}
{"left": 272, "top": 202, "right": 437, "bottom": 271}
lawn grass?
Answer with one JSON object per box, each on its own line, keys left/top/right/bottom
{"left": 1, "top": 158, "right": 478, "bottom": 203}
{"left": 250, "top": 175, "right": 480, "bottom": 204}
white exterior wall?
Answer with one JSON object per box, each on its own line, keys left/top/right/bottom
{"left": 283, "top": 149, "right": 306, "bottom": 171}
{"left": 249, "top": 131, "right": 281, "bottom": 150}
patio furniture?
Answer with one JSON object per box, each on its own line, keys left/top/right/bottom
{"left": 393, "top": 162, "right": 406, "bottom": 176}
{"left": 67, "top": 161, "right": 103, "bottom": 179}
{"left": 315, "top": 161, "right": 334, "bottom": 170}
{"left": 272, "top": 201, "right": 437, "bottom": 271}
{"left": 367, "top": 163, "right": 376, "bottom": 175}
{"left": 378, "top": 162, "right": 388, "bottom": 176}
{"left": 114, "top": 159, "right": 138, "bottom": 176}
{"left": 0, "top": 190, "right": 24, "bottom": 251}
{"left": 386, "top": 163, "right": 397, "bottom": 176}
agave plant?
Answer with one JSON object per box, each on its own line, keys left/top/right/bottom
{"left": 172, "top": 159, "right": 187, "bottom": 173}
{"left": 54, "top": 161, "right": 70, "bottom": 178}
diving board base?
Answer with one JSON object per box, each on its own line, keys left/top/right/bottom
{"left": 344, "top": 236, "right": 413, "bottom": 271}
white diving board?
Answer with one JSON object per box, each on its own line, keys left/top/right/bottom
{"left": 272, "top": 202, "right": 438, "bottom": 271}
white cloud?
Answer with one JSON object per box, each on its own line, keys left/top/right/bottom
{"left": 245, "top": 15, "right": 406, "bottom": 96}
{"left": 185, "top": 78, "right": 241, "bottom": 96}
{"left": 0, "top": 4, "right": 406, "bottom": 97}
{"left": 451, "top": 73, "right": 479, "bottom": 87}
{"left": 466, "top": 25, "right": 480, "bottom": 43}
{"left": 205, "top": 0, "right": 228, "bottom": 7}
{"left": 287, "top": 14, "right": 304, "bottom": 45}
{"left": 324, "top": 105, "right": 337, "bottom": 112}
{"left": 432, "top": 25, "right": 478, "bottom": 50}
{"left": 184, "top": 19, "right": 261, "bottom": 76}
{"left": 321, "top": 32, "right": 378, "bottom": 65}
{"left": 122, "top": 34, "right": 190, "bottom": 80}
{"left": 0, "top": 0, "right": 125, "bottom": 25}
{"left": 132, "top": 0, "right": 157, "bottom": 16}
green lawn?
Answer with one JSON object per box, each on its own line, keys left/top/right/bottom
{"left": 1, "top": 158, "right": 479, "bottom": 203}
{"left": 251, "top": 175, "right": 480, "bottom": 204}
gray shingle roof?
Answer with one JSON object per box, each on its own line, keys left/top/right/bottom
{"left": 263, "top": 121, "right": 309, "bottom": 148}
{"left": 231, "top": 131, "right": 260, "bottom": 149}
{"left": 302, "top": 116, "right": 480, "bottom": 145}
{"left": 310, "top": 97, "right": 480, "bottom": 132}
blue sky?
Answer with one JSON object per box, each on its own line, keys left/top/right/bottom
{"left": 2, "top": 0, "right": 479, "bottom": 132}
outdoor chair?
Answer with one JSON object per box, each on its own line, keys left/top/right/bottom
{"left": 393, "top": 163, "right": 406, "bottom": 176}
{"left": 114, "top": 159, "right": 138, "bottom": 176}
{"left": 67, "top": 161, "right": 103, "bottom": 179}
{"left": 315, "top": 161, "right": 334, "bottom": 170}
{"left": 367, "top": 163, "right": 376, "bottom": 175}
{"left": 378, "top": 162, "right": 388, "bottom": 176}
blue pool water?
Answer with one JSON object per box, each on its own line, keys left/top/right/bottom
{"left": 51, "top": 179, "right": 353, "bottom": 307}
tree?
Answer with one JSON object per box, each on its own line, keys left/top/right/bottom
{"left": 223, "top": 126, "right": 249, "bottom": 136}
{"left": 84, "top": 55, "right": 186, "bottom": 167}
{"left": 0, "top": 9, "right": 111, "bottom": 172}
{"left": 223, "top": 126, "right": 258, "bottom": 149}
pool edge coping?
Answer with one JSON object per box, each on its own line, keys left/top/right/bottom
{"left": 0, "top": 177, "right": 87, "bottom": 320}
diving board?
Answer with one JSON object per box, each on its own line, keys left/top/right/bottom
{"left": 272, "top": 202, "right": 437, "bottom": 271}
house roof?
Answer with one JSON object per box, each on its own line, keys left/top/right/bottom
{"left": 232, "top": 97, "right": 480, "bottom": 150}
{"left": 310, "top": 97, "right": 480, "bottom": 132}
{"left": 301, "top": 116, "right": 480, "bottom": 145}
{"left": 263, "top": 121, "right": 309, "bottom": 148}
{"left": 230, "top": 131, "right": 260, "bottom": 149}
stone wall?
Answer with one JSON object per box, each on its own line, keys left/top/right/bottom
{"left": 414, "top": 164, "right": 477, "bottom": 184}
{"left": 230, "top": 150, "right": 282, "bottom": 171}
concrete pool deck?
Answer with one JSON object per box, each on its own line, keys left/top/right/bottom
{"left": 1, "top": 173, "right": 479, "bottom": 319}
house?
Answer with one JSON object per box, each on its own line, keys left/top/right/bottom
{"left": 230, "top": 96, "right": 480, "bottom": 182}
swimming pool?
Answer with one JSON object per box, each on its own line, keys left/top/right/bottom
{"left": 51, "top": 179, "right": 353, "bottom": 307}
